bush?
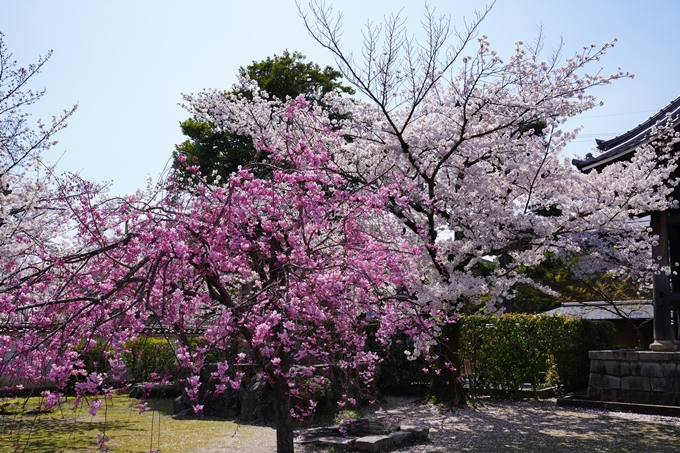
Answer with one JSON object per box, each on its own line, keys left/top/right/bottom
{"left": 548, "top": 316, "right": 613, "bottom": 392}
{"left": 376, "top": 332, "right": 429, "bottom": 396}
{"left": 122, "top": 337, "right": 180, "bottom": 383}
{"left": 378, "top": 314, "right": 612, "bottom": 399}
{"left": 460, "top": 314, "right": 612, "bottom": 395}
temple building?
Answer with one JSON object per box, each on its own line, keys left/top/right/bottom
{"left": 572, "top": 95, "right": 680, "bottom": 351}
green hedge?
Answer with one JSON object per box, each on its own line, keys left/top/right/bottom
{"left": 122, "top": 337, "right": 180, "bottom": 383}
{"left": 377, "top": 314, "right": 612, "bottom": 397}
{"left": 460, "top": 314, "right": 613, "bottom": 395}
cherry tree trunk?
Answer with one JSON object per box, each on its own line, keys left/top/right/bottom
{"left": 429, "top": 320, "right": 466, "bottom": 405}
{"left": 272, "top": 374, "right": 295, "bottom": 453}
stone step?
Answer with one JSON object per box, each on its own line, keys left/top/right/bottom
{"left": 355, "top": 431, "right": 412, "bottom": 452}
{"left": 294, "top": 418, "right": 429, "bottom": 451}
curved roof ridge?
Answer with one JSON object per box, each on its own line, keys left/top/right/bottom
{"left": 572, "top": 94, "right": 680, "bottom": 172}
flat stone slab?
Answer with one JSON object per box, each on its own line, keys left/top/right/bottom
{"left": 312, "top": 436, "right": 356, "bottom": 450}
{"left": 388, "top": 431, "right": 412, "bottom": 447}
{"left": 340, "top": 417, "right": 401, "bottom": 436}
{"left": 557, "top": 395, "right": 680, "bottom": 417}
{"left": 400, "top": 424, "right": 430, "bottom": 441}
{"left": 295, "top": 417, "right": 427, "bottom": 451}
{"left": 354, "top": 435, "right": 394, "bottom": 452}
{"left": 355, "top": 431, "right": 412, "bottom": 452}
{"left": 295, "top": 426, "right": 344, "bottom": 443}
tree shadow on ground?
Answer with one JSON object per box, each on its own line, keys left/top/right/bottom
{"left": 431, "top": 399, "right": 680, "bottom": 452}
{"left": 356, "top": 397, "right": 680, "bottom": 453}
{"left": 0, "top": 415, "right": 136, "bottom": 452}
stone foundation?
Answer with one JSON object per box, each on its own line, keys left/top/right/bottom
{"left": 295, "top": 417, "right": 429, "bottom": 451}
{"left": 587, "top": 350, "right": 680, "bottom": 406}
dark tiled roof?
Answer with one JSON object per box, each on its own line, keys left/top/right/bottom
{"left": 572, "top": 95, "right": 680, "bottom": 172}
{"left": 544, "top": 300, "right": 653, "bottom": 320}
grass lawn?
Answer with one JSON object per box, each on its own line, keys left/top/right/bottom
{"left": 0, "top": 395, "right": 256, "bottom": 453}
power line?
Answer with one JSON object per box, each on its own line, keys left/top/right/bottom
{"left": 577, "top": 109, "right": 657, "bottom": 119}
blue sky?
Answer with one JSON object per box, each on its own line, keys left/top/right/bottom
{"left": 1, "top": 0, "right": 678, "bottom": 195}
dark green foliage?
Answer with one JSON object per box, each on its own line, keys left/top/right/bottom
{"left": 380, "top": 314, "right": 613, "bottom": 399}
{"left": 76, "top": 340, "right": 113, "bottom": 375}
{"left": 517, "top": 119, "right": 548, "bottom": 137}
{"left": 122, "top": 337, "right": 180, "bottom": 383}
{"left": 65, "top": 340, "right": 114, "bottom": 394}
{"left": 549, "top": 317, "right": 615, "bottom": 392}
{"left": 237, "top": 50, "right": 354, "bottom": 103}
{"left": 376, "top": 333, "right": 429, "bottom": 396}
{"left": 174, "top": 119, "right": 254, "bottom": 184}
{"left": 173, "top": 51, "right": 354, "bottom": 184}
{"left": 510, "top": 254, "right": 647, "bottom": 314}
{"left": 460, "top": 314, "right": 613, "bottom": 395}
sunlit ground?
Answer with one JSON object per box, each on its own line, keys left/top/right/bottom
{"left": 0, "top": 395, "right": 270, "bottom": 453}
{"left": 3, "top": 394, "right": 680, "bottom": 453}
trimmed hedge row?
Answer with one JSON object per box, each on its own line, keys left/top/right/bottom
{"left": 78, "top": 315, "right": 611, "bottom": 397}
{"left": 376, "top": 314, "right": 613, "bottom": 397}
{"left": 461, "top": 314, "right": 613, "bottom": 395}
{"left": 122, "top": 336, "right": 181, "bottom": 383}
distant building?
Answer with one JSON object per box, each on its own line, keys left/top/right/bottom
{"left": 573, "top": 95, "right": 680, "bottom": 351}
{"left": 545, "top": 300, "right": 654, "bottom": 348}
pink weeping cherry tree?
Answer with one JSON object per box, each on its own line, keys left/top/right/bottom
{"left": 1, "top": 88, "right": 429, "bottom": 452}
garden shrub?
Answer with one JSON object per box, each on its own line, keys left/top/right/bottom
{"left": 118, "top": 316, "right": 611, "bottom": 395}
{"left": 548, "top": 316, "right": 613, "bottom": 392}
{"left": 76, "top": 339, "right": 113, "bottom": 375}
{"left": 376, "top": 332, "right": 429, "bottom": 396}
{"left": 460, "top": 314, "right": 612, "bottom": 396}
{"left": 122, "top": 336, "right": 180, "bottom": 383}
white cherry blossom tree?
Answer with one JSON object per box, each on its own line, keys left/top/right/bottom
{"left": 296, "top": 1, "right": 677, "bottom": 317}
{"left": 0, "top": 32, "right": 77, "bottom": 302}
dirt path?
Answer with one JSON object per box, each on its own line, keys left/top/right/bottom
{"left": 123, "top": 396, "right": 680, "bottom": 452}
{"left": 296, "top": 396, "right": 680, "bottom": 453}
{"left": 186, "top": 423, "right": 277, "bottom": 453}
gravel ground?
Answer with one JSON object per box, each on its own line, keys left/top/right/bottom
{"left": 296, "top": 396, "right": 680, "bottom": 453}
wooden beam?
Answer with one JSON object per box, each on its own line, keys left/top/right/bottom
{"left": 650, "top": 211, "right": 677, "bottom": 350}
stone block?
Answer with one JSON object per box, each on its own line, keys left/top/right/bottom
{"left": 400, "top": 424, "right": 429, "bottom": 441}
{"left": 388, "top": 431, "right": 413, "bottom": 448}
{"left": 589, "top": 360, "right": 606, "bottom": 375}
{"left": 316, "top": 437, "right": 356, "bottom": 450}
{"left": 589, "top": 373, "right": 621, "bottom": 389}
{"left": 599, "top": 388, "right": 618, "bottom": 402}
{"left": 660, "top": 362, "right": 679, "bottom": 378}
{"left": 239, "top": 373, "right": 276, "bottom": 423}
{"left": 596, "top": 350, "right": 640, "bottom": 361}
{"left": 649, "top": 392, "right": 674, "bottom": 406}
{"left": 589, "top": 350, "right": 633, "bottom": 361}
{"left": 129, "top": 383, "right": 180, "bottom": 399}
{"left": 604, "top": 360, "right": 630, "bottom": 376}
{"left": 621, "top": 376, "right": 650, "bottom": 392}
{"left": 588, "top": 351, "right": 607, "bottom": 360}
{"left": 618, "top": 390, "right": 650, "bottom": 404}
{"left": 341, "top": 417, "right": 400, "bottom": 436}
{"left": 650, "top": 377, "right": 674, "bottom": 393}
{"left": 638, "top": 351, "right": 680, "bottom": 362}
{"left": 355, "top": 435, "right": 395, "bottom": 452}
{"left": 638, "top": 362, "right": 663, "bottom": 377}
{"left": 172, "top": 395, "right": 185, "bottom": 415}
{"left": 586, "top": 386, "right": 601, "bottom": 400}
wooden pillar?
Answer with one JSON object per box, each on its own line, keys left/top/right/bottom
{"left": 650, "top": 211, "right": 677, "bottom": 351}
